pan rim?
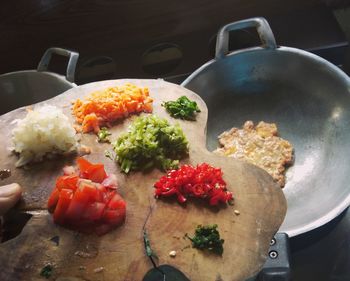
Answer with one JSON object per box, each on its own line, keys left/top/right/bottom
{"left": 182, "top": 46, "right": 350, "bottom": 87}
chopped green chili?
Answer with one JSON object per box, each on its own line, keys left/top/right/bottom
{"left": 97, "top": 127, "right": 111, "bottom": 143}
{"left": 112, "top": 115, "right": 188, "bottom": 173}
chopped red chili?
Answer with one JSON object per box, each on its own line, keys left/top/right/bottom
{"left": 154, "top": 163, "right": 233, "bottom": 206}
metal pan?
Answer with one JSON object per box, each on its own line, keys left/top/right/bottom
{"left": 182, "top": 17, "right": 350, "bottom": 279}
{"left": 182, "top": 17, "right": 350, "bottom": 242}
{"left": 0, "top": 47, "right": 79, "bottom": 115}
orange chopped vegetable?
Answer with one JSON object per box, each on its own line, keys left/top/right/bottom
{"left": 72, "top": 83, "right": 153, "bottom": 133}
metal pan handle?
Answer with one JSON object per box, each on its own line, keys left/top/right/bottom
{"left": 37, "top": 47, "right": 79, "bottom": 83}
{"left": 215, "top": 17, "right": 277, "bottom": 60}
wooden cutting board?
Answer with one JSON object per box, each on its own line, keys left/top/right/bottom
{"left": 0, "top": 79, "right": 286, "bottom": 281}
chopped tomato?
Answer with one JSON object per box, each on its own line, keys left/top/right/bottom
{"left": 77, "top": 157, "right": 107, "bottom": 183}
{"left": 65, "top": 200, "right": 86, "bottom": 222}
{"left": 73, "top": 184, "right": 92, "bottom": 206}
{"left": 103, "top": 209, "right": 126, "bottom": 225}
{"left": 53, "top": 189, "right": 73, "bottom": 224}
{"left": 103, "top": 194, "right": 126, "bottom": 225}
{"left": 107, "top": 193, "right": 125, "bottom": 210}
{"left": 101, "top": 174, "right": 118, "bottom": 189}
{"left": 83, "top": 202, "right": 106, "bottom": 221}
{"left": 76, "top": 157, "right": 92, "bottom": 173}
{"left": 56, "top": 175, "right": 79, "bottom": 191}
{"left": 48, "top": 158, "right": 126, "bottom": 235}
{"left": 86, "top": 164, "right": 107, "bottom": 183}
{"left": 47, "top": 188, "right": 59, "bottom": 213}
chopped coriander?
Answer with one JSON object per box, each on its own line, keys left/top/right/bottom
{"left": 104, "top": 150, "right": 115, "bottom": 160}
{"left": 97, "top": 127, "right": 111, "bottom": 143}
{"left": 112, "top": 115, "right": 188, "bottom": 173}
{"left": 162, "top": 96, "right": 200, "bottom": 120}
{"left": 40, "top": 264, "right": 53, "bottom": 279}
{"left": 186, "top": 224, "right": 224, "bottom": 255}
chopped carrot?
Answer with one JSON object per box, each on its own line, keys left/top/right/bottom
{"left": 72, "top": 83, "right": 153, "bottom": 133}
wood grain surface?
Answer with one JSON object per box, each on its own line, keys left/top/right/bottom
{"left": 0, "top": 79, "right": 286, "bottom": 281}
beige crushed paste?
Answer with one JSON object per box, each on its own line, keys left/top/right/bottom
{"left": 214, "top": 121, "right": 293, "bottom": 187}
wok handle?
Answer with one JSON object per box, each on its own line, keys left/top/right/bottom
{"left": 215, "top": 17, "right": 277, "bottom": 60}
{"left": 256, "top": 233, "right": 291, "bottom": 281}
{"left": 37, "top": 47, "right": 79, "bottom": 83}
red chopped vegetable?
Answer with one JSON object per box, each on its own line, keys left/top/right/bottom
{"left": 47, "top": 157, "right": 126, "bottom": 235}
{"left": 154, "top": 163, "right": 233, "bottom": 206}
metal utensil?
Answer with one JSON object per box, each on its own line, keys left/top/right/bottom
{"left": 182, "top": 17, "right": 350, "bottom": 280}
{"left": 0, "top": 47, "right": 79, "bottom": 114}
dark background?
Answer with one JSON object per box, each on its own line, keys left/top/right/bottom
{"left": 1, "top": 0, "right": 349, "bottom": 84}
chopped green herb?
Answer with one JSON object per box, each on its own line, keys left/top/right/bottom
{"left": 143, "top": 230, "right": 157, "bottom": 258}
{"left": 112, "top": 115, "right": 189, "bottom": 173}
{"left": 40, "top": 264, "right": 53, "bottom": 279}
{"left": 162, "top": 96, "right": 201, "bottom": 120}
{"left": 186, "top": 224, "right": 224, "bottom": 255}
{"left": 104, "top": 150, "right": 115, "bottom": 160}
{"left": 97, "top": 127, "right": 111, "bottom": 143}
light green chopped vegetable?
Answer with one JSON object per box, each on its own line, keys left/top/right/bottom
{"left": 97, "top": 127, "right": 111, "bottom": 143}
{"left": 112, "top": 115, "right": 189, "bottom": 173}
{"left": 162, "top": 96, "right": 200, "bottom": 120}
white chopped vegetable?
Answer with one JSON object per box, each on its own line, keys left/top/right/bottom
{"left": 93, "top": 267, "right": 104, "bottom": 273}
{"left": 169, "top": 250, "right": 177, "bottom": 257}
{"left": 11, "top": 105, "right": 78, "bottom": 167}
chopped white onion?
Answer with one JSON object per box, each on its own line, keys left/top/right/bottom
{"left": 11, "top": 105, "right": 78, "bottom": 167}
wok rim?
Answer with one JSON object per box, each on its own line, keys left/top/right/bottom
{"left": 0, "top": 70, "right": 76, "bottom": 87}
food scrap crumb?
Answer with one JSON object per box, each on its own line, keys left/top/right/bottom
{"left": 234, "top": 210, "right": 240, "bottom": 215}
{"left": 78, "top": 145, "right": 92, "bottom": 156}
{"left": 93, "top": 267, "right": 104, "bottom": 273}
{"left": 26, "top": 106, "right": 33, "bottom": 112}
{"left": 74, "top": 251, "right": 95, "bottom": 258}
{"left": 73, "top": 124, "right": 82, "bottom": 133}
{"left": 49, "top": 235, "right": 60, "bottom": 246}
{"left": 97, "top": 127, "right": 111, "bottom": 143}
{"left": 40, "top": 263, "right": 55, "bottom": 279}
{"left": 0, "top": 169, "right": 11, "bottom": 180}
{"left": 169, "top": 250, "right": 177, "bottom": 257}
